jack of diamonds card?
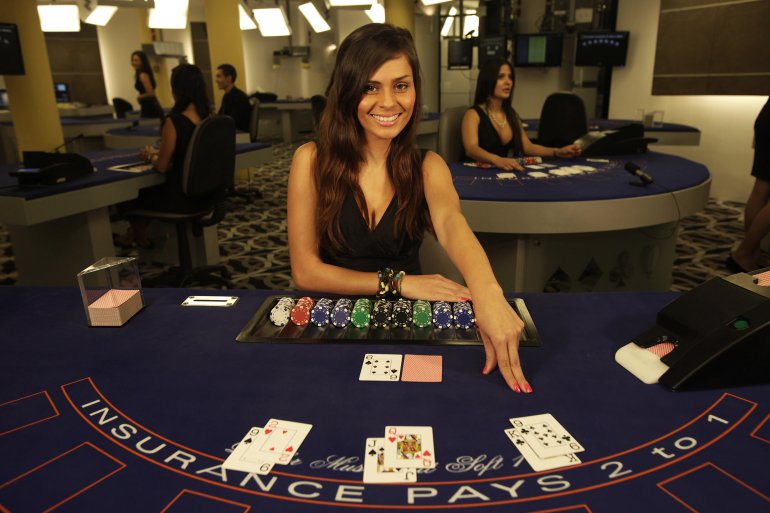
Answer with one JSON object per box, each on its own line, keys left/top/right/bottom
{"left": 383, "top": 426, "right": 436, "bottom": 469}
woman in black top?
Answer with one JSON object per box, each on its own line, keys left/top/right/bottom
{"left": 461, "top": 58, "right": 581, "bottom": 171}
{"left": 117, "top": 64, "right": 211, "bottom": 248}
{"left": 131, "top": 50, "right": 164, "bottom": 119}
{"left": 729, "top": 97, "right": 770, "bottom": 272}
{"left": 288, "top": 24, "right": 531, "bottom": 394}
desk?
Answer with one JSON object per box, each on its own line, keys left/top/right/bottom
{"left": 0, "top": 105, "right": 115, "bottom": 123}
{"left": 103, "top": 125, "right": 252, "bottom": 151}
{"left": 417, "top": 113, "right": 439, "bottom": 151}
{"left": 261, "top": 100, "right": 314, "bottom": 143}
{"left": 0, "top": 287, "right": 767, "bottom": 512}
{"left": 0, "top": 143, "right": 273, "bottom": 285}
{"left": 421, "top": 152, "right": 710, "bottom": 292}
{"left": 523, "top": 119, "right": 701, "bottom": 146}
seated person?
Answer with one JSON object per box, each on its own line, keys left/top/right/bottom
{"left": 115, "top": 64, "right": 212, "bottom": 249}
{"left": 461, "top": 58, "right": 581, "bottom": 171}
{"left": 216, "top": 63, "right": 251, "bottom": 133}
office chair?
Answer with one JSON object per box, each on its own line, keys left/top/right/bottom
{"left": 437, "top": 106, "right": 469, "bottom": 162}
{"left": 127, "top": 115, "right": 235, "bottom": 288}
{"left": 229, "top": 98, "right": 263, "bottom": 201}
{"left": 248, "top": 98, "right": 260, "bottom": 143}
{"left": 113, "top": 97, "right": 134, "bottom": 119}
{"left": 537, "top": 92, "right": 588, "bottom": 148}
{"left": 310, "top": 94, "right": 327, "bottom": 131}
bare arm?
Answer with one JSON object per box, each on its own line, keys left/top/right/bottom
{"left": 422, "top": 151, "right": 530, "bottom": 392}
{"left": 138, "top": 72, "right": 156, "bottom": 100}
{"left": 461, "top": 108, "right": 524, "bottom": 171}
{"left": 138, "top": 117, "right": 175, "bottom": 172}
{"left": 520, "top": 125, "right": 582, "bottom": 158}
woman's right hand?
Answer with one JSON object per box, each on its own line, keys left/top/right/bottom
{"left": 400, "top": 274, "right": 471, "bottom": 302}
{"left": 491, "top": 156, "right": 524, "bottom": 172}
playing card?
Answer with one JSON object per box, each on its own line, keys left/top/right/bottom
{"left": 508, "top": 413, "right": 584, "bottom": 459}
{"left": 383, "top": 426, "right": 436, "bottom": 469}
{"left": 246, "top": 419, "right": 313, "bottom": 464}
{"left": 401, "top": 354, "right": 442, "bottom": 382}
{"left": 222, "top": 426, "right": 275, "bottom": 475}
{"left": 363, "top": 438, "right": 417, "bottom": 483}
{"left": 504, "top": 428, "right": 581, "bottom": 472}
{"left": 359, "top": 353, "right": 402, "bottom": 381}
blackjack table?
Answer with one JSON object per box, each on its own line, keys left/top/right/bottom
{"left": 1, "top": 286, "right": 768, "bottom": 512}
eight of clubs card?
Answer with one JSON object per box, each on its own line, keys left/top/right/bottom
{"left": 384, "top": 426, "right": 436, "bottom": 469}
{"left": 504, "top": 428, "right": 581, "bottom": 472}
{"left": 359, "top": 353, "right": 402, "bottom": 381}
{"left": 363, "top": 438, "right": 417, "bottom": 483}
{"left": 222, "top": 426, "right": 275, "bottom": 475}
{"left": 509, "top": 413, "right": 584, "bottom": 459}
{"left": 250, "top": 418, "right": 313, "bottom": 464}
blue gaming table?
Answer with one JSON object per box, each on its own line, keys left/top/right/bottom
{"left": 0, "top": 287, "right": 768, "bottom": 512}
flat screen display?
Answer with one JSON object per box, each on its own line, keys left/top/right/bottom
{"left": 514, "top": 33, "right": 563, "bottom": 67}
{"left": 54, "top": 82, "right": 70, "bottom": 103}
{"left": 575, "top": 31, "right": 630, "bottom": 66}
{"left": 447, "top": 39, "right": 474, "bottom": 70}
{"left": 478, "top": 36, "right": 506, "bottom": 69}
{"left": 0, "top": 23, "right": 25, "bottom": 75}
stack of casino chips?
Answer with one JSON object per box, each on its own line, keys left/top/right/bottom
{"left": 331, "top": 298, "right": 353, "bottom": 328}
{"left": 432, "top": 301, "right": 453, "bottom": 329}
{"left": 351, "top": 298, "right": 372, "bottom": 328}
{"left": 453, "top": 301, "right": 475, "bottom": 329}
{"left": 371, "top": 299, "right": 392, "bottom": 328}
{"left": 269, "top": 297, "right": 295, "bottom": 326}
{"left": 310, "top": 298, "right": 334, "bottom": 327}
{"left": 290, "top": 296, "right": 315, "bottom": 326}
{"left": 412, "top": 300, "right": 432, "bottom": 328}
{"left": 392, "top": 299, "right": 412, "bottom": 328}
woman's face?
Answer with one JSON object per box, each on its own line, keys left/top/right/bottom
{"left": 131, "top": 54, "right": 142, "bottom": 70}
{"left": 492, "top": 64, "right": 514, "bottom": 101}
{"left": 357, "top": 54, "right": 415, "bottom": 143}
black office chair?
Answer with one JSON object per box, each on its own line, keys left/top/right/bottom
{"left": 537, "top": 92, "right": 588, "bottom": 148}
{"left": 127, "top": 115, "right": 235, "bottom": 288}
{"left": 310, "top": 94, "right": 327, "bottom": 131}
{"left": 248, "top": 98, "right": 260, "bottom": 143}
{"left": 113, "top": 97, "right": 134, "bottom": 119}
{"left": 228, "top": 98, "right": 263, "bottom": 201}
{"left": 437, "top": 106, "right": 468, "bottom": 162}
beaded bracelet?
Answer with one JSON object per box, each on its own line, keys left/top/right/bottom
{"left": 377, "top": 268, "right": 404, "bottom": 298}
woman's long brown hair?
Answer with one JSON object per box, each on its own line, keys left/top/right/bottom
{"left": 314, "top": 23, "right": 433, "bottom": 256}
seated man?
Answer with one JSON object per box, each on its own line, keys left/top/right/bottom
{"left": 215, "top": 63, "right": 251, "bottom": 132}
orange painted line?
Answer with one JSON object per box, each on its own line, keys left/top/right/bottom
{"left": 749, "top": 413, "right": 770, "bottom": 444}
{"left": 0, "top": 390, "right": 60, "bottom": 437}
{"left": 159, "top": 489, "right": 251, "bottom": 513}
{"left": 657, "top": 461, "right": 770, "bottom": 512}
{"left": 527, "top": 505, "right": 592, "bottom": 513}
{"left": 0, "top": 442, "right": 125, "bottom": 513}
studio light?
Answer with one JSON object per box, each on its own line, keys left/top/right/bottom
{"left": 298, "top": 3, "right": 330, "bottom": 33}
{"left": 148, "top": 0, "right": 188, "bottom": 29}
{"left": 440, "top": 6, "right": 457, "bottom": 37}
{"left": 85, "top": 6, "right": 119, "bottom": 26}
{"left": 253, "top": 7, "right": 291, "bottom": 37}
{"left": 239, "top": 3, "right": 257, "bottom": 30}
{"left": 364, "top": 2, "right": 385, "bottom": 23}
{"left": 38, "top": 5, "right": 81, "bottom": 32}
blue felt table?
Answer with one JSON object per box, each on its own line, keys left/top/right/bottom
{"left": 0, "top": 287, "right": 767, "bottom": 512}
{"left": 450, "top": 152, "right": 710, "bottom": 202}
{"left": 523, "top": 118, "right": 700, "bottom": 135}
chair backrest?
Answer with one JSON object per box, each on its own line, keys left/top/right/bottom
{"left": 310, "top": 94, "right": 327, "bottom": 130}
{"left": 248, "top": 98, "right": 260, "bottom": 142}
{"left": 437, "top": 106, "right": 468, "bottom": 162}
{"left": 537, "top": 92, "right": 588, "bottom": 147}
{"left": 112, "top": 97, "right": 133, "bottom": 119}
{"left": 182, "top": 115, "right": 236, "bottom": 198}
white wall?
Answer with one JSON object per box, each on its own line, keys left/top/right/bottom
{"left": 97, "top": 8, "right": 143, "bottom": 109}
{"left": 611, "top": 0, "right": 767, "bottom": 202}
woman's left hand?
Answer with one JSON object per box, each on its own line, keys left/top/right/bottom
{"left": 473, "top": 290, "right": 531, "bottom": 393}
{"left": 555, "top": 144, "right": 582, "bottom": 158}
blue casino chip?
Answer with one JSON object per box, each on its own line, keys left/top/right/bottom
{"left": 310, "top": 298, "right": 334, "bottom": 327}
{"left": 331, "top": 298, "right": 352, "bottom": 328}
{"left": 432, "top": 301, "right": 453, "bottom": 329}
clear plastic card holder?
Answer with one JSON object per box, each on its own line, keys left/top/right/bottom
{"left": 77, "top": 257, "right": 144, "bottom": 327}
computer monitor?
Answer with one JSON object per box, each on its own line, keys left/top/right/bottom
{"left": 447, "top": 39, "right": 474, "bottom": 70}
{"left": 0, "top": 23, "right": 25, "bottom": 75}
{"left": 54, "top": 82, "right": 70, "bottom": 103}
{"left": 0, "top": 90, "right": 8, "bottom": 109}
{"left": 478, "top": 37, "right": 506, "bottom": 69}
{"left": 575, "top": 31, "right": 630, "bottom": 67}
{"left": 514, "top": 33, "right": 563, "bottom": 67}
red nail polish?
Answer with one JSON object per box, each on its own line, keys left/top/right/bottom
{"left": 481, "top": 367, "right": 488, "bottom": 375}
{"left": 523, "top": 383, "right": 533, "bottom": 394}
{"left": 460, "top": 296, "right": 471, "bottom": 302}
{"left": 513, "top": 384, "right": 521, "bottom": 393}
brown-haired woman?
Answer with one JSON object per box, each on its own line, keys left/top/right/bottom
{"left": 287, "top": 23, "right": 531, "bottom": 394}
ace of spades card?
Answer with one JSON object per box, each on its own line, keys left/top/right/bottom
{"left": 383, "top": 426, "right": 436, "bottom": 469}
{"left": 222, "top": 426, "right": 275, "bottom": 475}
{"left": 363, "top": 438, "right": 417, "bottom": 483}
{"left": 359, "top": 353, "right": 402, "bottom": 381}
{"left": 509, "top": 413, "right": 584, "bottom": 459}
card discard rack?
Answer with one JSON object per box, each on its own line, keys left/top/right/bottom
{"left": 236, "top": 295, "right": 541, "bottom": 346}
